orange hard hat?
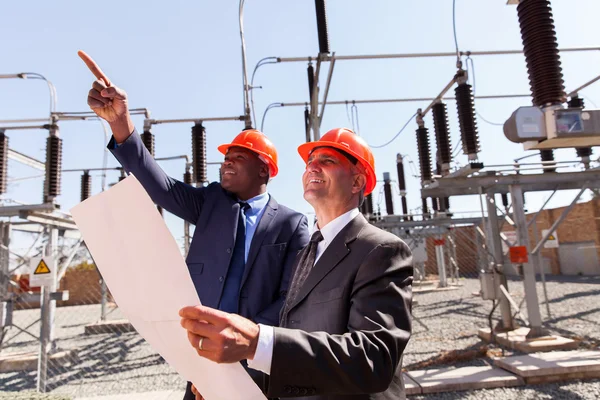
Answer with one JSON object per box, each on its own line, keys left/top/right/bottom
{"left": 218, "top": 129, "right": 279, "bottom": 178}
{"left": 297, "top": 128, "right": 376, "bottom": 195}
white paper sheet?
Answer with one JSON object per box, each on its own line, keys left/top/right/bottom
{"left": 70, "top": 175, "right": 266, "bottom": 400}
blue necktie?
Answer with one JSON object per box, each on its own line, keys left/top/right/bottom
{"left": 219, "top": 202, "right": 250, "bottom": 314}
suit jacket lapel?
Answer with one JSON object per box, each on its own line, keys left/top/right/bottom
{"left": 241, "top": 196, "right": 278, "bottom": 286}
{"left": 288, "top": 213, "right": 368, "bottom": 311}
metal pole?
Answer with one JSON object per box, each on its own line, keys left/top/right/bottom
{"left": 485, "top": 191, "right": 514, "bottom": 330}
{"left": 100, "top": 278, "right": 107, "bottom": 322}
{"left": 435, "top": 237, "right": 447, "bottom": 288}
{"left": 184, "top": 221, "right": 190, "bottom": 256}
{"left": 509, "top": 185, "right": 544, "bottom": 337}
{"left": 37, "top": 227, "right": 57, "bottom": 393}
{"left": 311, "top": 58, "right": 322, "bottom": 140}
{"left": 275, "top": 46, "right": 600, "bottom": 63}
{"left": 0, "top": 223, "right": 10, "bottom": 300}
{"left": 318, "top": 54, "right": 336, "bottom": 126}
{"left": 532, "top": 184, "right": 588, "bottom": 254}
{"left": 532, "top": 221, "right": 552, "bottom": 319}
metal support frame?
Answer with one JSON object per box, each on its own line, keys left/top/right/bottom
{"left": 509, "top": 185, "right": 544, "bottom": 337}
{"left": 0, "top": 223, "right": 10, "bottom": 301}
{"left": 485, "top": 191, "right": 515, "bottom": 331}
{"left": 435, "top": 236, "right": 447, "bottom": 288}
{"left": 531, "top": 184, "right": 589, "bottom": 255}
{"left": 37, "top": 227, "right": 57, "bottom": 393}
{"left": 310, "top": 57, "right": 322, "bottom": 141}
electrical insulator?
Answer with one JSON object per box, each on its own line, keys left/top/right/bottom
{"left": 307, "top": 64, "right": 315, "bottom": 100}
{"left": 441, "top": 197, "right": 450, "bottom": 212}
{"left": 396, "top": 154, "right": 407, "bottom": 193}
{"left": 416, "top": 126, "right": 432, "bottom": 182}
{"left": 432, "top": 197, "right": 440, "bottom": 212}
{"left": 432, "top": 102, "right": 452, "bottom": 169}
{"left": 141, "top": 129, "right": 155, "bottom": 157}
{"left": 0, "top": 131, "right": 8, "bottom": 195}
{"left": 422, "top": 198, "right": 429, "bottom": 219}
{"left": 568, "top": 96, "right": 584, "bottom": 109}
{"left": 304, "top": 107, "right": 311, "bottom": 143}
{"left": 401, "top": 196, "right": 409, "bottom": 217}
{"left": 365, "top": 193, "right": 374, "bottom": 215}
{"left": 43, "top": 127, "right": 62, "bottom": 202}
{"left": 383, "top": 172, "right": 394, "bottom": 215}
{"left": 183, "top": 170, "right": 192, "bottom": 185}
{"left": 81, "top": 171, "right": 92, "bottom": 202}
{"left": 192, "top": 123, "right": 207, "bottom": 184}
{"left": 576, "top": 147, "right": 592, "bottom": 158}
{"left": 455, "top": 83, "right": 481, "bottom": 158}
{"left": 314, "top": 0, "right": 330, "bottom": 54}
{"left": 501, "top": 193, "right": 509, "bottom": 209}
{"left": 540, "top": 149, "right": 556, "bottom": 173}
{"left": 517, "top": 0, "right": 565, "bottom": 107}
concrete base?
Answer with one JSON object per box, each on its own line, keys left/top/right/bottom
{"left": 494, "top": 350, "right": 600, "bottom": 384}
{"left": 84, "top": 319, "right": 136, "bottom": 335}
{"left": 478, "top": 327, "right": 579, "bottom": 353}
{"left": 0, "top": 349, "right": 76, "bottom": 372}
{"left": 402, "top": 372, "right": 422, "bottom": 395}
{"left": 407, "top": 365, "right": 524, "bottom": 394}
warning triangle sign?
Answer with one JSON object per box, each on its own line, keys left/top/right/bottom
{"left": 548, "top": 235, "right": 556, "bottom": 241}
{"left": 34, "top": 259, "right": 51, "bottom": 275}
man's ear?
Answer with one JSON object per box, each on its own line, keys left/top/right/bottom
{"left": 259, "top": 163, "right": 270, "bottom": 181}
{"left": 352, "top": 173, "right": 367, "bottom": 194}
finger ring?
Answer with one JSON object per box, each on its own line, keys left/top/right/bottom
{"left": 198, "top": 337, "right": 204, "bottom": 351}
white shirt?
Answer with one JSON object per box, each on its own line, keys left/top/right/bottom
{"left": 247, "top": 208, "right": 360, "bottom": 375}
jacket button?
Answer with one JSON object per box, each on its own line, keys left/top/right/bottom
{"left": 290, "top": 320, "right": 297, "bottom": 324}
{"left": 218, "top": 276, "right": 224, "bottom": 283}
{"left": 226, "top": 248, "right": 232, "bottom": 254}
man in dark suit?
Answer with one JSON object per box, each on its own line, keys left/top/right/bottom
{"left": 79, "top": 51, "right": 310, "bottom": 399}
{"left": 180, "top": 127, "right": 413, "bottom": 400}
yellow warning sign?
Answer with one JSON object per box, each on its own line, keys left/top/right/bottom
{"left": 548, "top": 235, "right": 556, "bottom": 241}
{"left": 34, "top": 259, "right": 51, "bottom": 275}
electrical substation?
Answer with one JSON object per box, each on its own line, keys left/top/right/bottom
{"left": 1, "top": 0, "right": 600, "bottom": 397}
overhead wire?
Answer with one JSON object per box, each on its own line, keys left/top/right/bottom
{"left": 368, "top": 112, "right": 417, "bottom": 149}
{"left": 250, "top": 57, "right": 279, "bottom": 129}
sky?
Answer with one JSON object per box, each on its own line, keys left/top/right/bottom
{"left": 1, "top": 0, "right": 600, "bottom": 256}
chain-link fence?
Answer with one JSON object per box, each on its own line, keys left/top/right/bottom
{"left": 0, "top": 228, "right": 185, "bottom": 399}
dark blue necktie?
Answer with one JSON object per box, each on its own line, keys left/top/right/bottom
{"left": 219, "top": 202, "right": 250, "bottom": 314}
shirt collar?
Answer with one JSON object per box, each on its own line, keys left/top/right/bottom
{"left": 239, "top": 191, "right": 270, "bottom": 216}
{"left": 314, "top": 208, "right": 360, "bottom": 244}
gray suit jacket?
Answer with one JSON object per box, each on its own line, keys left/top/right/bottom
{"left": 109, "top": 131, "right": 310, "bottom": 325}
{"left": 266, "top": 213, "right": 413, "bottom": 400}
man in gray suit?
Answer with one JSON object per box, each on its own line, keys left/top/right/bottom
{"left": 79, "top": 51, "right": 310, "bottom": 399}
{"left": 180, "top": 128, "right": 413, "bottom": 399}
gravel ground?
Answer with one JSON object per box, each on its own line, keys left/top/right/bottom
{"left": 0, "top": 276, "right": 599, "bottom": 398}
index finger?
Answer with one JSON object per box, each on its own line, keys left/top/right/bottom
{"left": 179, "top": 305, "right": 227, "bottom": 324}
{"left": 78, "top": 50, "right": 112, "bottom": 86}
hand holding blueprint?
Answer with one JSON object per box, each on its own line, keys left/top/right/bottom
{"left": 71, "top": 175, "right": 266, "bottom": 400}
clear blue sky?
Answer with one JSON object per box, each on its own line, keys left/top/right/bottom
{"left": 1, "top": 0, "right": 600, "bottom": 252}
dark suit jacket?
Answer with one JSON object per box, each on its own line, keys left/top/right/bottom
{"left": 266, "top": 213, "right": 413, "bottom": 400}
{"left": 109, "top": 131, "right": 310, "bottom": 325}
